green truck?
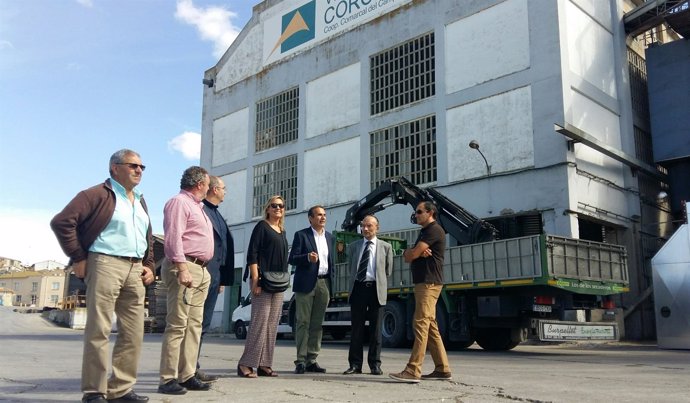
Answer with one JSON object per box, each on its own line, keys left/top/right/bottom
{"left": 303, "top": 177, "right": 629, "bottom": 350}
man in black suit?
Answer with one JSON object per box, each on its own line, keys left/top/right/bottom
{"left": 288, "top": 205, "right": 334, "bottom": 374}
{"left": 197, "top": 175, "right": 235, "bottom": 382}
{"left": 343, "top": 215, "right": 393, "bottom": 376}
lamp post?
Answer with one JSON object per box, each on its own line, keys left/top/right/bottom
{"left": 469, "top": 140, "right": 491, "bottom": 176}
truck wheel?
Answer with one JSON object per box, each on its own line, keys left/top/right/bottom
{"left": 435, "top": 303, "right": 474, "bottom": 349}
{"left": 330, "top": 329, "right": 347, "bottom": 340}
{"left": 234, "top": 320, "right": 247, "bottom": 340}
{"left": 382, "top": 301, "right": 406, "bottom": 348}
{"left": 447, "top": 339, "right": 475, "bottom": 349}
{"left": 474, "top": 328, "right": 520, "bottom": 351}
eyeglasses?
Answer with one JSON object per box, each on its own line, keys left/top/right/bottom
{"left": 117, "top": 163, "right": 146, "bottom": 171}
{"left": 270, "top": 203, "right": 284, "bottom": 209}
{"left": 183, "top": 285, "right": 207, "bottom": 307}
{"left": 182, "top": 269, "right": 207, "bottom": 307}
{"left": 415, "top": 209, "right": 428, "bottom": 215}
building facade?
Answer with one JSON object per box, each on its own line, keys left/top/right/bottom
{"left": 0, "top": 270, "right": 66, "bottom": 307}
{"left": 200, "top": 0, "right": 675, "bottom": 339}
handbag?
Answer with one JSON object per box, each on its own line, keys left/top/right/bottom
{"left": 259, "top": 269, "right": 290, "bottom": 293}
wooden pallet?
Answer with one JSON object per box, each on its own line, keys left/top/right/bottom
{"left": 60, "top": 294, "right": 86, "bottom": 310}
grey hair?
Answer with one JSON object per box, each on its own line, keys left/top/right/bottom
{"left": 109, "top": 149, "right": 140, "bottom": 175}
{"left": 206, "top": 175, "right": 221, "bottom": 196}
{"left": 180, "top": 166, "right": 208, "bottom": 190}
{"left": 208, "top": 175, "right": 221, "bottom": 189}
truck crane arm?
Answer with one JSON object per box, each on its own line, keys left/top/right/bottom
{"left": 341, "top": 177, "right": 497, "bottom": 245}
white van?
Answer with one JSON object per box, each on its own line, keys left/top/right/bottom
{"left": 231, "top": 285, "right": 294, "bottom": 339}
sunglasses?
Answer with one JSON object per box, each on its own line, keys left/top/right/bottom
{"left": 270, "top": 203, "right": 284, "bottom": 209}
{"left": 415, "top": 209, "right": 427, "bottom": 215}
{"left": 117, "top": 162, "right": 146, "bottom": 171}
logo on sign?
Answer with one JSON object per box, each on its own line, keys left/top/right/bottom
{"left": 268, "top": 1, "right": 316, "bottom": 58}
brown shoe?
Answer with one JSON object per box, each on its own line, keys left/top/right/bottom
{"left": 388, "top": 371, "right": 420, "bottom": 383}
{"left": 421, "top": 370, "right": 452, "bottom": 381}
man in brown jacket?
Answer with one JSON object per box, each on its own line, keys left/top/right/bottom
{"left": 51, "top": 149, "right": 155, "bottom": 403}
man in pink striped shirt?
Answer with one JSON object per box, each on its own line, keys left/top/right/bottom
{"left": 158, "top": 166, "right": 214, "bottom": 395}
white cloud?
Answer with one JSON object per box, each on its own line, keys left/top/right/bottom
{"left": 76, "top": 0, "right": 93, "bottom": 7}
{"left": 168, "top": 131, "right": 201, "bottom": 160}
{"left": 175, "top": 0, "right": 241, "bottom": 59}
{"left": 0, "top": 208, "right": 68, "bottom": 266}
{"left": 0, "top": 40, "right": 14, "bottom": 50}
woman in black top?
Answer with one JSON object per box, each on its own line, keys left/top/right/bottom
{"left": 237, "top": 195, "right": 288, "bottom": 378}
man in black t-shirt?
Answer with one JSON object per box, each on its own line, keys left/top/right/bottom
{"left": 389, "top": 201, "right": 452, "bottom": 383}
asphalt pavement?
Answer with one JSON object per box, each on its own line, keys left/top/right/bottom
{"left": 1, "top": 306, "right": 689, "bottom": 403}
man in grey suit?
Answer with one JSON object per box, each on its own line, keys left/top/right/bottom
{"left": 342, "top": 215, "right": 393, "bottom": 376}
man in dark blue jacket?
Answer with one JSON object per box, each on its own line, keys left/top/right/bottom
{"left": 288, "top": 205, "right": 334, "bottom": 374}
{"left": 197, "top": 176, "right": 235, "bottom": 382}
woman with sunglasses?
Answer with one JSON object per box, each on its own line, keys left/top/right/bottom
{"left": 237, "top": 195, "right": 289, "bottom": 378}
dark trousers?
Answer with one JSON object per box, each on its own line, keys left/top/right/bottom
{"left": 197, "top": 267, "right": 221, "bottom": 370}
{"left": 348, "top": 281, "right": 384, "bottom": 370}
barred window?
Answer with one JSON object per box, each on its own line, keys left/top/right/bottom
{"left": 633, "top": 125, "right": 668, "bottom": 205}
{"left": 633, "top": 125, "right": 654, "bottom": 165}
{"left": 627, "top": 48, "right": 649, "bottom": 121}
{"left": 255, "top": 87, "right": 299, "bottom": 152}
{"left": 252, "top": 154, "right": 298, "bottom": 217}
{"left": 370, "top": 32, "right": 435, "bottom": 115}
{"left": 370, "top": 115, "right": 437, "bottom": 188}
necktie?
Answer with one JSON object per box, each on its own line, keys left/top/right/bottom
{"left": 356, "top": 241, "right": 372, "bottom": 282}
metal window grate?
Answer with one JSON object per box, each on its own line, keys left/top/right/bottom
{"left": 370, "top": 32, "right": 435, "bottom": 115}
{"left": 252, "top": 154, "right": 298, "bottom": 217}
{"left": 370, "top": 115, "right": 437, "bottom": 188}
{"left": 627, "top": 48, "right": 650, "bottom": 121}
{"left": 255, "top": 87, "right": 299, "bottom": 152}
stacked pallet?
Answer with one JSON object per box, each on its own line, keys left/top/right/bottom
{"left": 60, "top": 294, "right": 86, "bottom": 310}
{"left": 146, "top": 281, "right": 167, "bottom": 333}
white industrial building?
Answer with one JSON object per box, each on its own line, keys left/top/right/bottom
{"left": 201, "top": 0, "right": 687, "bottom": 339}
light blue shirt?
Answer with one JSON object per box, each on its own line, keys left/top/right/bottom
{"left": 89, "top": 178, "right": 149, "bottom": 258}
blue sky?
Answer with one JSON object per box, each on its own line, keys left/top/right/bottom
{"left": 0, "top": 0, "right": 252, "bottom": 265}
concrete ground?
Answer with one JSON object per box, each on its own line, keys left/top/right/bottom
{"left": 1, "top": 306, "right": 689, "bottom": 403}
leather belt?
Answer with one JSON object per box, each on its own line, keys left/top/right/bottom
{"left": 99, "top": 253, "right": 142, "bottom": 263}
{"left": 317, "top": 274, "right": 329, "bottom": 279}
{"left": 185, "top": 255, "right": 208, "bottom": 268}
{"left": 356, "top": 280, "right": 376, "bottom": 287}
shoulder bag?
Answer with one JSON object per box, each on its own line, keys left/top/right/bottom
{"left": 259, "top": 268, "right": 290, "bottom": 293}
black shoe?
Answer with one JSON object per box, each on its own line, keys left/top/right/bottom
{"left": 370, "top": 366, "right": 383, "bottom": 375}
{"left": 305, "top": 362, "right": 327, "bottom": 373}
{"left": 195, "top": 370, "right": 219, "bottom": 383}
{"left": 294, "top": 363, "right": 305, "bottom": 374}
{"left": 157, "top": 380, "right": 187, "bottom": 395}
{"left": 108, "top": 391, "right": 149, "bottom": 402}
{"left": 179, "top": 376, "right": 211, "bottom": 391}
{"left": 343, "top": 366, "right": 362, "bottom": 375}
{"left": 82, "top": 393, "right": 107, "bottom": 403}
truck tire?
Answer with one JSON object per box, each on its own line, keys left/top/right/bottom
{"left": 474, "top": 327, "right": 521, "bottom": 351}
{"left": 330, "top": 329, "right": 347, "bottom": 340}
{"left": 448, "top": 339, "right": 475, "bottom": 349}
{"left": 382, "top": 300, "right": 406, "bottom": 348}
{"left": 436, "top": 303, "right": 474, "bottom": 349}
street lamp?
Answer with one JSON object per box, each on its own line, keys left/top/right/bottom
{"left": 469, "top": 140, "right": 491, "bottom": 176}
